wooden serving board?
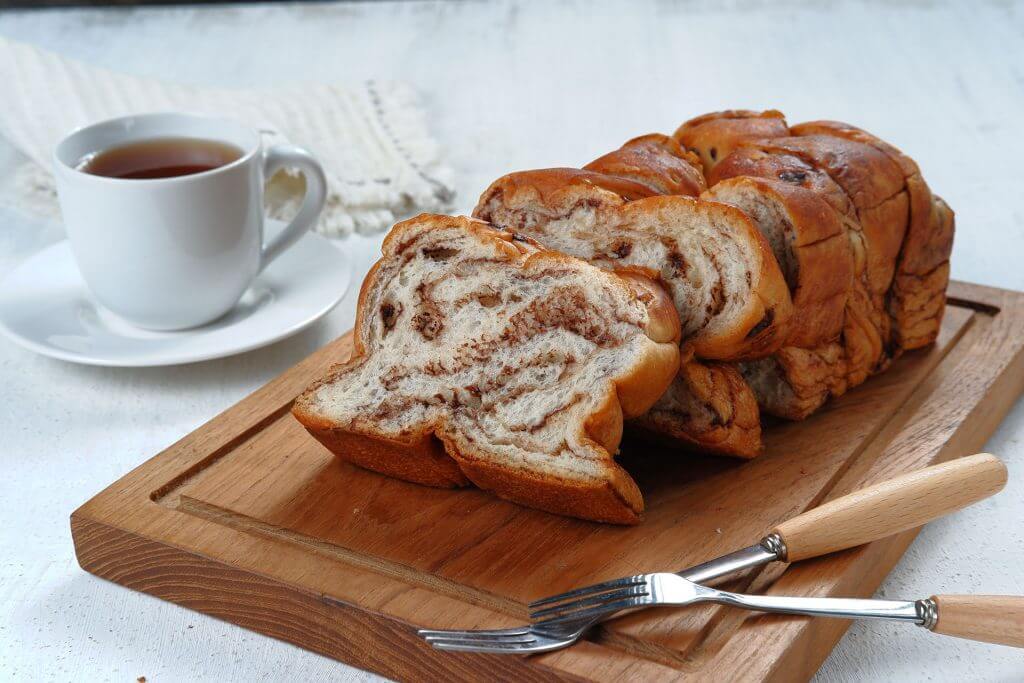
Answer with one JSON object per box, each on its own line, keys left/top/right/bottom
{"left": 71, "top": 281, "right": 1024, "bottom": 682}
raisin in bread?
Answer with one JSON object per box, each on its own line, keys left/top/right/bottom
{"left": 292, "top": 214, "right": 682, "bottom": 524}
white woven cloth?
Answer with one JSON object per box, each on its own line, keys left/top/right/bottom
{"left": 0, "top": 37, "right": 454, "bottom": 237}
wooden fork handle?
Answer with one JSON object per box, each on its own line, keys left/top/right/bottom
{"left": 930, "top": 595, "right": 1024, "bottom": 648}
{"left": 772, "top": 453, "right": 1007, "bottom": 562}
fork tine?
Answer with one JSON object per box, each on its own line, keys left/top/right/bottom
{"left": 428, "top": 637, "right": 541, "bottom": 653}
{"left": 421, "top": 631, "right": 536, "bottom": 644}
{"left": 527, "top": 574, "right": 647, "bottom": 609}
{"left": 529, "top": 584, "right": 649, "bottom": 620}
{"left": 417, "top": 627, "right": 532, "bottom": 639}
{"left": 533, "top": 596, "right": 650, "bottom": 629}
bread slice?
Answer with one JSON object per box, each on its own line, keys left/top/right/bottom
{"left": 633, "top": 358, "right": 763, "bottom": 458}
{"left": 584, "top": 134, "right": 707, "bottom": 197}
{"left": 704, "top": 176, "right": 855, "bottom": 419}
{"left": 704, "top": 176, "right": 852, "bottom": 348}
{"left": 292, "top": 214, "right": 682, "bottom": 524}
{"left": 474, "top": 172, "right": 793, "bottom": 361}
{"left": 790, "top": 121, "right": 953, "bottom": 351}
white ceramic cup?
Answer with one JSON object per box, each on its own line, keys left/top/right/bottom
{"left": 53, "top": 112, "right": 327, "bottom": 330}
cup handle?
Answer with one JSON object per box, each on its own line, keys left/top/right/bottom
{"left": 259, "top": 144, "right": 327, "bottom": 272}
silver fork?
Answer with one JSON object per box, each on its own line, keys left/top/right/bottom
{"left": 422, "top": 574, "right": 1024, "bottom": 653}
{"left": 418, "top": 454, "right": 1008, "bottom": 654}
{"left": 422, "top": 574, "right": 927, "bottom": 653}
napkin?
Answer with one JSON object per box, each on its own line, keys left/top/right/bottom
{"left": 0, "top": 37, "right": 455, "bottom": 237}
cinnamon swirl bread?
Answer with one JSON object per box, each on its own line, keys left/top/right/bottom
{"left": 475, "top": 174, "right": 793, "bottom": 362}
{"left": 292, "top": 214, "right": 682, "bottom": 524}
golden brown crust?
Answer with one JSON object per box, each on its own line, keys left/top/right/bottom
{"left": 474, "top": 167, "right": 656, "bottom": 223}
{"left": 790, "top": 121, "right": 953, "bottom": 351}
{"left": 889, "top": 195, "right": 953, "bottom": 350}
{"left": 293, "top": 214, "right": 681, "bottom": 524}
{"left": 584, "top": 133, "right": 707, "bottom": 197}
{"left": 740, "top": 343, "right": 849, "bottom": 420}
{"left": 674, "top": 110, "right": 789, "bottom": 174}
{"left": 448, "top": 446, "right": 644, "bottom": 524}
{"left": 296, "top": 418, "right": 470, "bottom": 488}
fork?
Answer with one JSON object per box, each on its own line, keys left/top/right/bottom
{"left": 419, "top": 453, "right": 1007, "bottom": 653}
{"left": 421, "top": 574, "right": 1024, "bottom": 653}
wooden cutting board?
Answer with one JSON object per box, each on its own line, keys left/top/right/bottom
{"left": 71, "top": 281, "right": 1024, "bottom": 682}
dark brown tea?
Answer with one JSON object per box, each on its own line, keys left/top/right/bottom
{"left": 77, "top": 137, "right": 244, "bottom": 180}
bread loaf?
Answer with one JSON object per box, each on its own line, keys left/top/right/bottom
{"left": 292, "top": 214, "right": 682, "bottom": 523}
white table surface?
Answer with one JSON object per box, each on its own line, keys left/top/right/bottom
{"left": 1, "top": 1, "right": 1022, "bottom": 680}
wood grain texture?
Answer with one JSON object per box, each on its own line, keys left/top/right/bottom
{"left": 932, "top": 595, "right": 1024, "bottom": 648}
{"left": 773, "top": 453, "right": 1007, "bottom": 561}
{"left": 70, "top": 281, "right": 1024, "bottom": 682}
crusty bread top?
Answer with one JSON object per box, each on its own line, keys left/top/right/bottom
{"left": 584, "top": 134, "right": 707, "bottom": 197}
{"left": 674, "top": 110, "right": 789, "bottom": 174}
{"left": 293, "top": 214, "right": 682, "bottom": 523}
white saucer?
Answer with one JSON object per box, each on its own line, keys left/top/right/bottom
{"left": 0, "top": 221, "right": 350, "bottom": 367}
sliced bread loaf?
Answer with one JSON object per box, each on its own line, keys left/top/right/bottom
{"left": 292, "top": 214, "right": 682, "bottom": 524}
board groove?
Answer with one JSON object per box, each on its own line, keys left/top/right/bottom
{"left": 175, "top": 495, "right": 526, "bottom": 617}
{"left": 72, "top": 281, "right": 1024, "bottom": 682}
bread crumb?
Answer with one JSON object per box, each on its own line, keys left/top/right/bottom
{"left": 715, "top": 527, "right": 722, "bottom": 534}
{"left": 137, "top": 677, "right": 146, "bottom": 683}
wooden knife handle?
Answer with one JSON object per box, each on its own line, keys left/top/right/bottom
{"left": 931, "top": 595, "right": 1024, "bottom": 648}
{"left": 773, "top": 453, "right": 1007, "bottom": 562}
